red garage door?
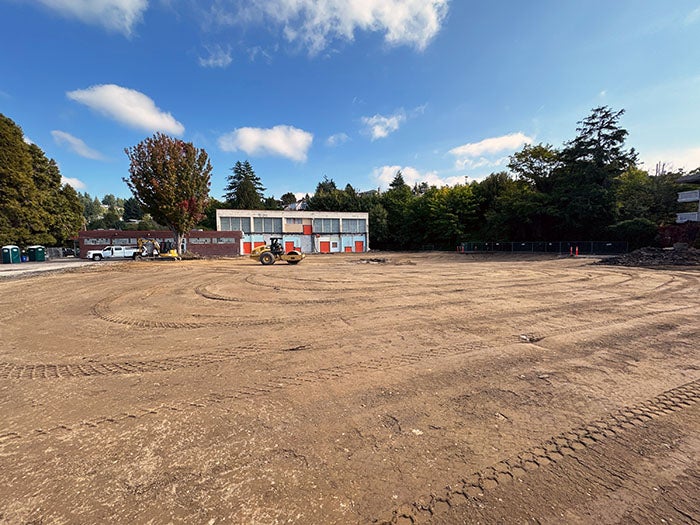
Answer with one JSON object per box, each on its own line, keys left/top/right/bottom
{"left": 354, "top": 241, "right": 364, "bottom": 252}
{"left": 320, "top": 241, "right": 331, "bottom": 253}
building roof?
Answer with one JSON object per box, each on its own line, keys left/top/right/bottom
{"left": 676, "top": 170, "right": 700, "bottom": 184}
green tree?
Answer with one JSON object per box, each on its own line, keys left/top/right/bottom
{"left": 27, "top": 144, "right": 83, "bottom": 244}
{"left": 223, "top": 160, "right": 265, "bottom": 209}
{"left": 280, "top": 192, "right": 297, "bottom": 207}
{"left": 381, "top": 171, "right": 414, "bottom": 249}
{"left": 0, "top": 114, "right": 45, "bottom": 245}
{"left": 102, "top": 194, "right": 118, "bottom": 209}
{"left": 614, "top": 168, "right": 680, "bottom": 224}
{"left": 122, "top": 197, "right": 144, "bottom": 221}
{"left": 79, "top": 194, "right": 103, "bottom": 225}
{"left": 0, "top": 114, "right": 83, "bottom": 246}
{"left": 124, "top": 133, "right": 212, "bottom": 254}
{"left": 508, "top": 143, "right": 560, "bottom": 193}
{"left": 550, "top": 106, "right": 638, "bottom": 238}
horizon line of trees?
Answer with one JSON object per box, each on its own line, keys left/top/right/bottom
{"left": 2, "top": 108, "right": 698, "bottom": 250}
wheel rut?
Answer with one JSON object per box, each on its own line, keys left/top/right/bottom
{"left": 383, "top": 378, "right": 700, "bottom": 524}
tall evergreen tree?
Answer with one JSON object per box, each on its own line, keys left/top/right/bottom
{"left": 550, "top": 106, "right": 638, "bottom": 238}
{"left": 122, "top": 197, "right": 144, "bottom": 221}
{"left": 0, "top": 114, "right": 83, "bottom": 246}
{"left": 223, "top": 160, "right": 265, "bottom": 209}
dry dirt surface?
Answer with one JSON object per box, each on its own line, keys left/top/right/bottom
{"left": 1, "top": 252, "right": 699, "bottom": 524}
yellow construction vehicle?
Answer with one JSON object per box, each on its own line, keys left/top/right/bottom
{"left": 135, "top": 238, "right": 181, "bottom": 260}
{"left": 250, "top": 237, "right": 305, "bottom": 265}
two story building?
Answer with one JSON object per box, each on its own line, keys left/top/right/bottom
{"left": 216, "top": 209, "right": 369, "bottom": 254}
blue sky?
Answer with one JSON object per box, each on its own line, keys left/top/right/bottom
{"left": 2, "top": 1, "right": 699, "bottom": 201}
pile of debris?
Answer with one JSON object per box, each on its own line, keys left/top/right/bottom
{"left": 597, "top": 246, "right": 700, "bottom": 267}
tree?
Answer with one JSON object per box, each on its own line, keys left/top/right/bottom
{"left": 122, "top": 197, "right": 144, "bottom": 221}
{"left": 381, "top": 171, "right": 414, "bottom": 249}
{"left": 315, "top": 176, "right": 337, "bottom": 195}
{"left": 508, "top": 143, "right": 561, "bottom": 193}
{"left": 550, "top": 106, "right": 638, "bottom": 238}
{"left": 614, "top": 168, "right": 680, "bottom": 224}
{"left": 124, "top": 133, "right": 212, "bottom": 255}
{"left": 0, "top": 113, "right": 83, "bottom": 246}
{"left": 223, "top": 160, "right": 265, "bottom": 209}
{"left": 79, "top": 193, "right": 103, "bottom": 225}
{"left": 280, "top": 192, "right": 297, "bottom": 207}
{"left": 102, "top": 194, "right": 118, "bottom": 209}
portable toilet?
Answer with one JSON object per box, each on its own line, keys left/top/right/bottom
{"left": 27, "top": 245, "right": 46, "bottom": 262}
{"left": 2, "top": 245, "right": 21, "bottom": 264}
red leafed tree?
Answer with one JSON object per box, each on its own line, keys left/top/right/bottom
{"left": 124, "top": 133, "right": 211, "bottom": 255}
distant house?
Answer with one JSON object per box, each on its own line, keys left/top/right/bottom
{"left": 676, "top": 171, "right": 700, "bottom": 223}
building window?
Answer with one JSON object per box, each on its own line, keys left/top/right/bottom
{"left": 286, "top": 218, "right": 303, "bottom": 224}
{"left": 217, "top": 238, "right": 236, "bottom": 244}
{"left": 221, "top": 216, "right": 251, "bottom": 233}
{"left": 342, "top": 218, "right": 366, "bottom": 233}
{"left": 313, "top": 218, "right": 340, "bottom": 233}
{"left": 253, "top": 217, "right": 283, "bottom": 233}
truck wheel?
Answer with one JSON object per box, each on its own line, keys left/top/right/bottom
{"left": 92, "top": 254, "right": 102, "bottom": 261}
{"left": 260, "top": 252, "right": 276, "bottom": 265}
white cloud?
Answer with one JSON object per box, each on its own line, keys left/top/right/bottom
{"left": 67, "top": 84, "right": 185, "bottom": 135}
{"left": 23, "top": 135, "right": 33, "bottom": 145}
{"left": 218, "top": 125, "right": 313, "bottom": 162}
{"left": 199, "top": 44, "right": 233, "bottom": 68}
{"left": 361, "top": 111, "right": 406, "bottom": 140}
{"left": 224, "top": 0, "right": 448, "bottom": 54}
{"left": 449, "top": 132, "right": 533, "bottom": 169}
{"left": 51, "top": 130, "right": 105, "bottom": 160}
{"left": 685, "top": 7, "right": 700, "bottom": 25}
{"left": 61, "top": 176, "right": 87, "bottom": 190}
{"left": 372, "top": 165, "right": 465, "bottom": 190}
{"left": 33, "top": 0, "right": 148, "bottom": 36}
{"left": 640, "top": 146, "right": 700, "bottom": 173}
{"left": 326, "top": 132, "right": 349, "bottom": 147}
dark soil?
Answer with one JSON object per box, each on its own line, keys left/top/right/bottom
{"left": 596, "top": 246, "right": 700, "bottom": 267}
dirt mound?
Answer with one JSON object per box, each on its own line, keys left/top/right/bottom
{"left": 597, "top": 246, "right": 700, "bottom": 267}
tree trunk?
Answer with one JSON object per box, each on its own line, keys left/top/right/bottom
{"left": 173, "top": 230, "right": 185, "bottom": 255}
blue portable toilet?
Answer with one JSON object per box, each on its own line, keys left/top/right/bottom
{"left": 2, "top": 245, "right": 21, "bottom": 264}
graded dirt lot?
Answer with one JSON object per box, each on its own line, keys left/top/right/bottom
{"left": 1, "top": 252, "right": 698, "bottom": 524}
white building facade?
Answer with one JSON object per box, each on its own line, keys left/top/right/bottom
{"left": 216, "top": 209, "right": 369, "bottom": 254}
{"left": 676, "top": 172, "right": 700, "bottom": 223}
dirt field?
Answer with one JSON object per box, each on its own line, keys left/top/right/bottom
{"left": 1, "top": 252, "right": 698, "bottom": 524}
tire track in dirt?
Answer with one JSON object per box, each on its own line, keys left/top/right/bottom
{"left": 3, "top": 299, "right": 695, "bottom": 382}
{"left": 0, "top": 344, "right": 268, "bottom": 380}
{"left": 90, "top": 270, "right": 697, "bottom": 333}
{"left": 194, "top": 282, "right": 341, "bottom": 305}
{"left": 0, "top": 341, "right": 489, "bottom": 445}
{"left": 383, "top": 379, "right": 700, "bottom": 525}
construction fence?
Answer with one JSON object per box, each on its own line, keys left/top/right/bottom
{"left": 457, "top": 241, "right": 629, "bottom": 255}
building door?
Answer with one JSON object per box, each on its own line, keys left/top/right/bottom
{"left": 242, "top": 242, "right": 251, "bottom": 254}
{"left": 344, "top": 246, "right": 352, "bottom": 252}
{"left": 285, "top": 241, "right": 295, "bottom": 253}
{"left": 320, "top": 241, "right": 331, "bottom": 253}
{"left": 354, "top": 241, "right": 364, "bottom": 252}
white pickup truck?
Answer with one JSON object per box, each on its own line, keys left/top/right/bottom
{"left": 85, "top": 245, "right": 138, "bottom": 261}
